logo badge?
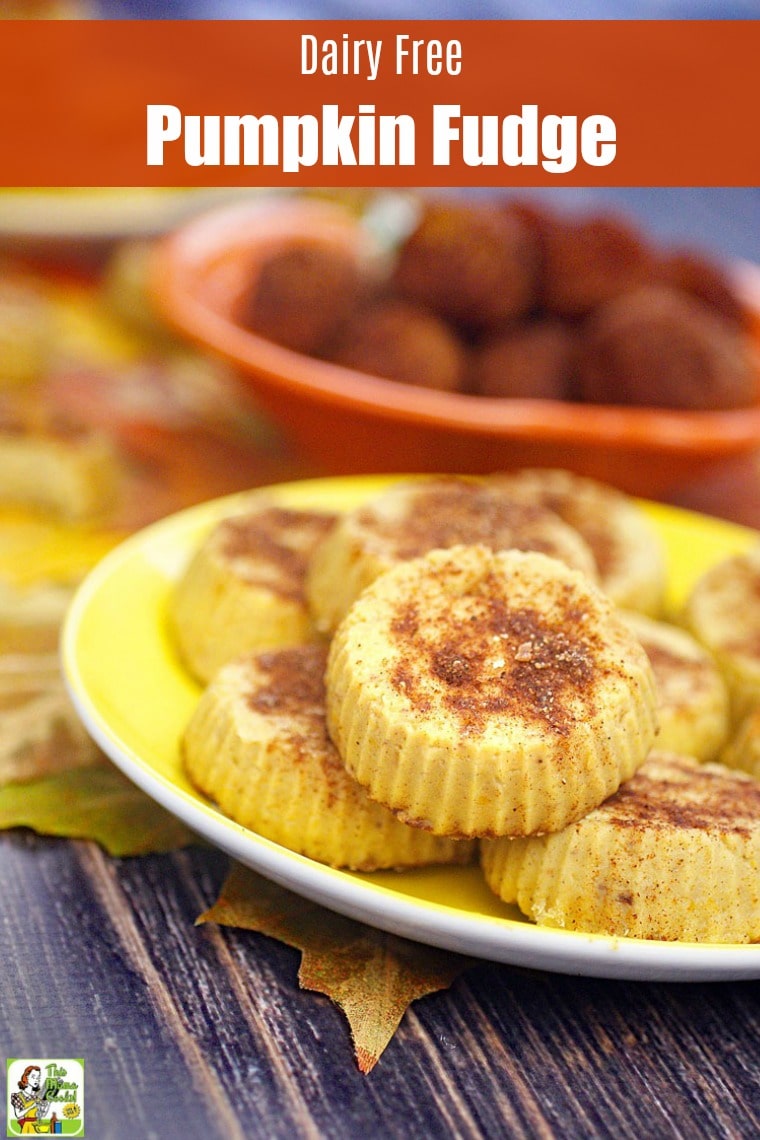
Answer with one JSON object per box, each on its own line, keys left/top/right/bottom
{"left": 6, "top": 1060, "right": 84, "bottom": 1137}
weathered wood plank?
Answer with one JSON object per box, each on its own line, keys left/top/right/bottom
{"left": 3, "top": 831, "right": 760, "bottom": 1140}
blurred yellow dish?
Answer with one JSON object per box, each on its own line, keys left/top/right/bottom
{"left": 0, "top": 506, "right": 123, "bottom": 589}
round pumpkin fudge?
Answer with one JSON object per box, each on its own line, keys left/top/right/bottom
{"left": 181, "top": 642, "right": 471, "bottom": 870}
{"left": 307, "top": 477, "right": 598, "bottom": 636}
{"left": 682, "top": 544, "right": 760, "bottom": 725}
{"left": 721, "top": 707, "right": 760, "bottom": 782}
{"left": 170, "top": 498, "right": 337, "bottom": 684}
{"left": 182, "top": 644, "right": 474, "bottom": 871}
{"left": 621, "top": 611, "right": 730, "bottom": 763}
{"left": 489, "top": 467, "right": 667, "bottom": 617}
{"left": 0, "top": 401, "right": 120, "bottom": 522}
{"left": 481, "top": 751, "right": 760, "bottom": 943}
{"left": 326, "top": 545, "right": 658, "bottom": 839}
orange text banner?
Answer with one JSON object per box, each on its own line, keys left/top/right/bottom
{"left": 0, "top": 20, "right": 757, "bottom": 187}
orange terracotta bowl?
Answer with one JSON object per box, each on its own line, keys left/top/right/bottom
{"left": 150, "top": 197, "right": 760, "bottom": 498}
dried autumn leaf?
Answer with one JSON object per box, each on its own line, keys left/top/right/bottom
{"left": 0, "top": 760, "right": 197, "bottom": 855}
{"left": 0, "top": 610, "right": 102, "bottom": 786}
{"left": 199, "top": 863, "right": 475, "bottom": 1073}
{"left": 0, "top": 677, "right": 101, "bottom": 786}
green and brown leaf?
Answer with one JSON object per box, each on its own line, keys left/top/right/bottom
{"left": 0, "top": 760, "right": 197, "bottom": 855}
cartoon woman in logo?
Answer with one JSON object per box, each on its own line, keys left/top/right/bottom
{"left": 9, "top": 1066, "right": 53, "bottom": 1134}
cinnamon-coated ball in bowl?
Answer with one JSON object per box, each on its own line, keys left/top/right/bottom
{"left": 150, "top": 196, "right": 760, "bottom": 497}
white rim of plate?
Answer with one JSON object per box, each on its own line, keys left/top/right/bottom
{"left": 60, "top": 485, "right": 760, "bottom": 983}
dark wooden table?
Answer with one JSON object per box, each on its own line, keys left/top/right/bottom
{"left": 3, "top": 450, "right": 760, "bottom": 1140}
{"left": 4, "top": 188, "right": 760, "bottom": 1139}
{"left": 3, "top": 829, "right": 760, "bottom": 1139}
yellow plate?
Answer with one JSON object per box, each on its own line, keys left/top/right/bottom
{"left": 61, "top": 474, "right": 760, "bottom": 980}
